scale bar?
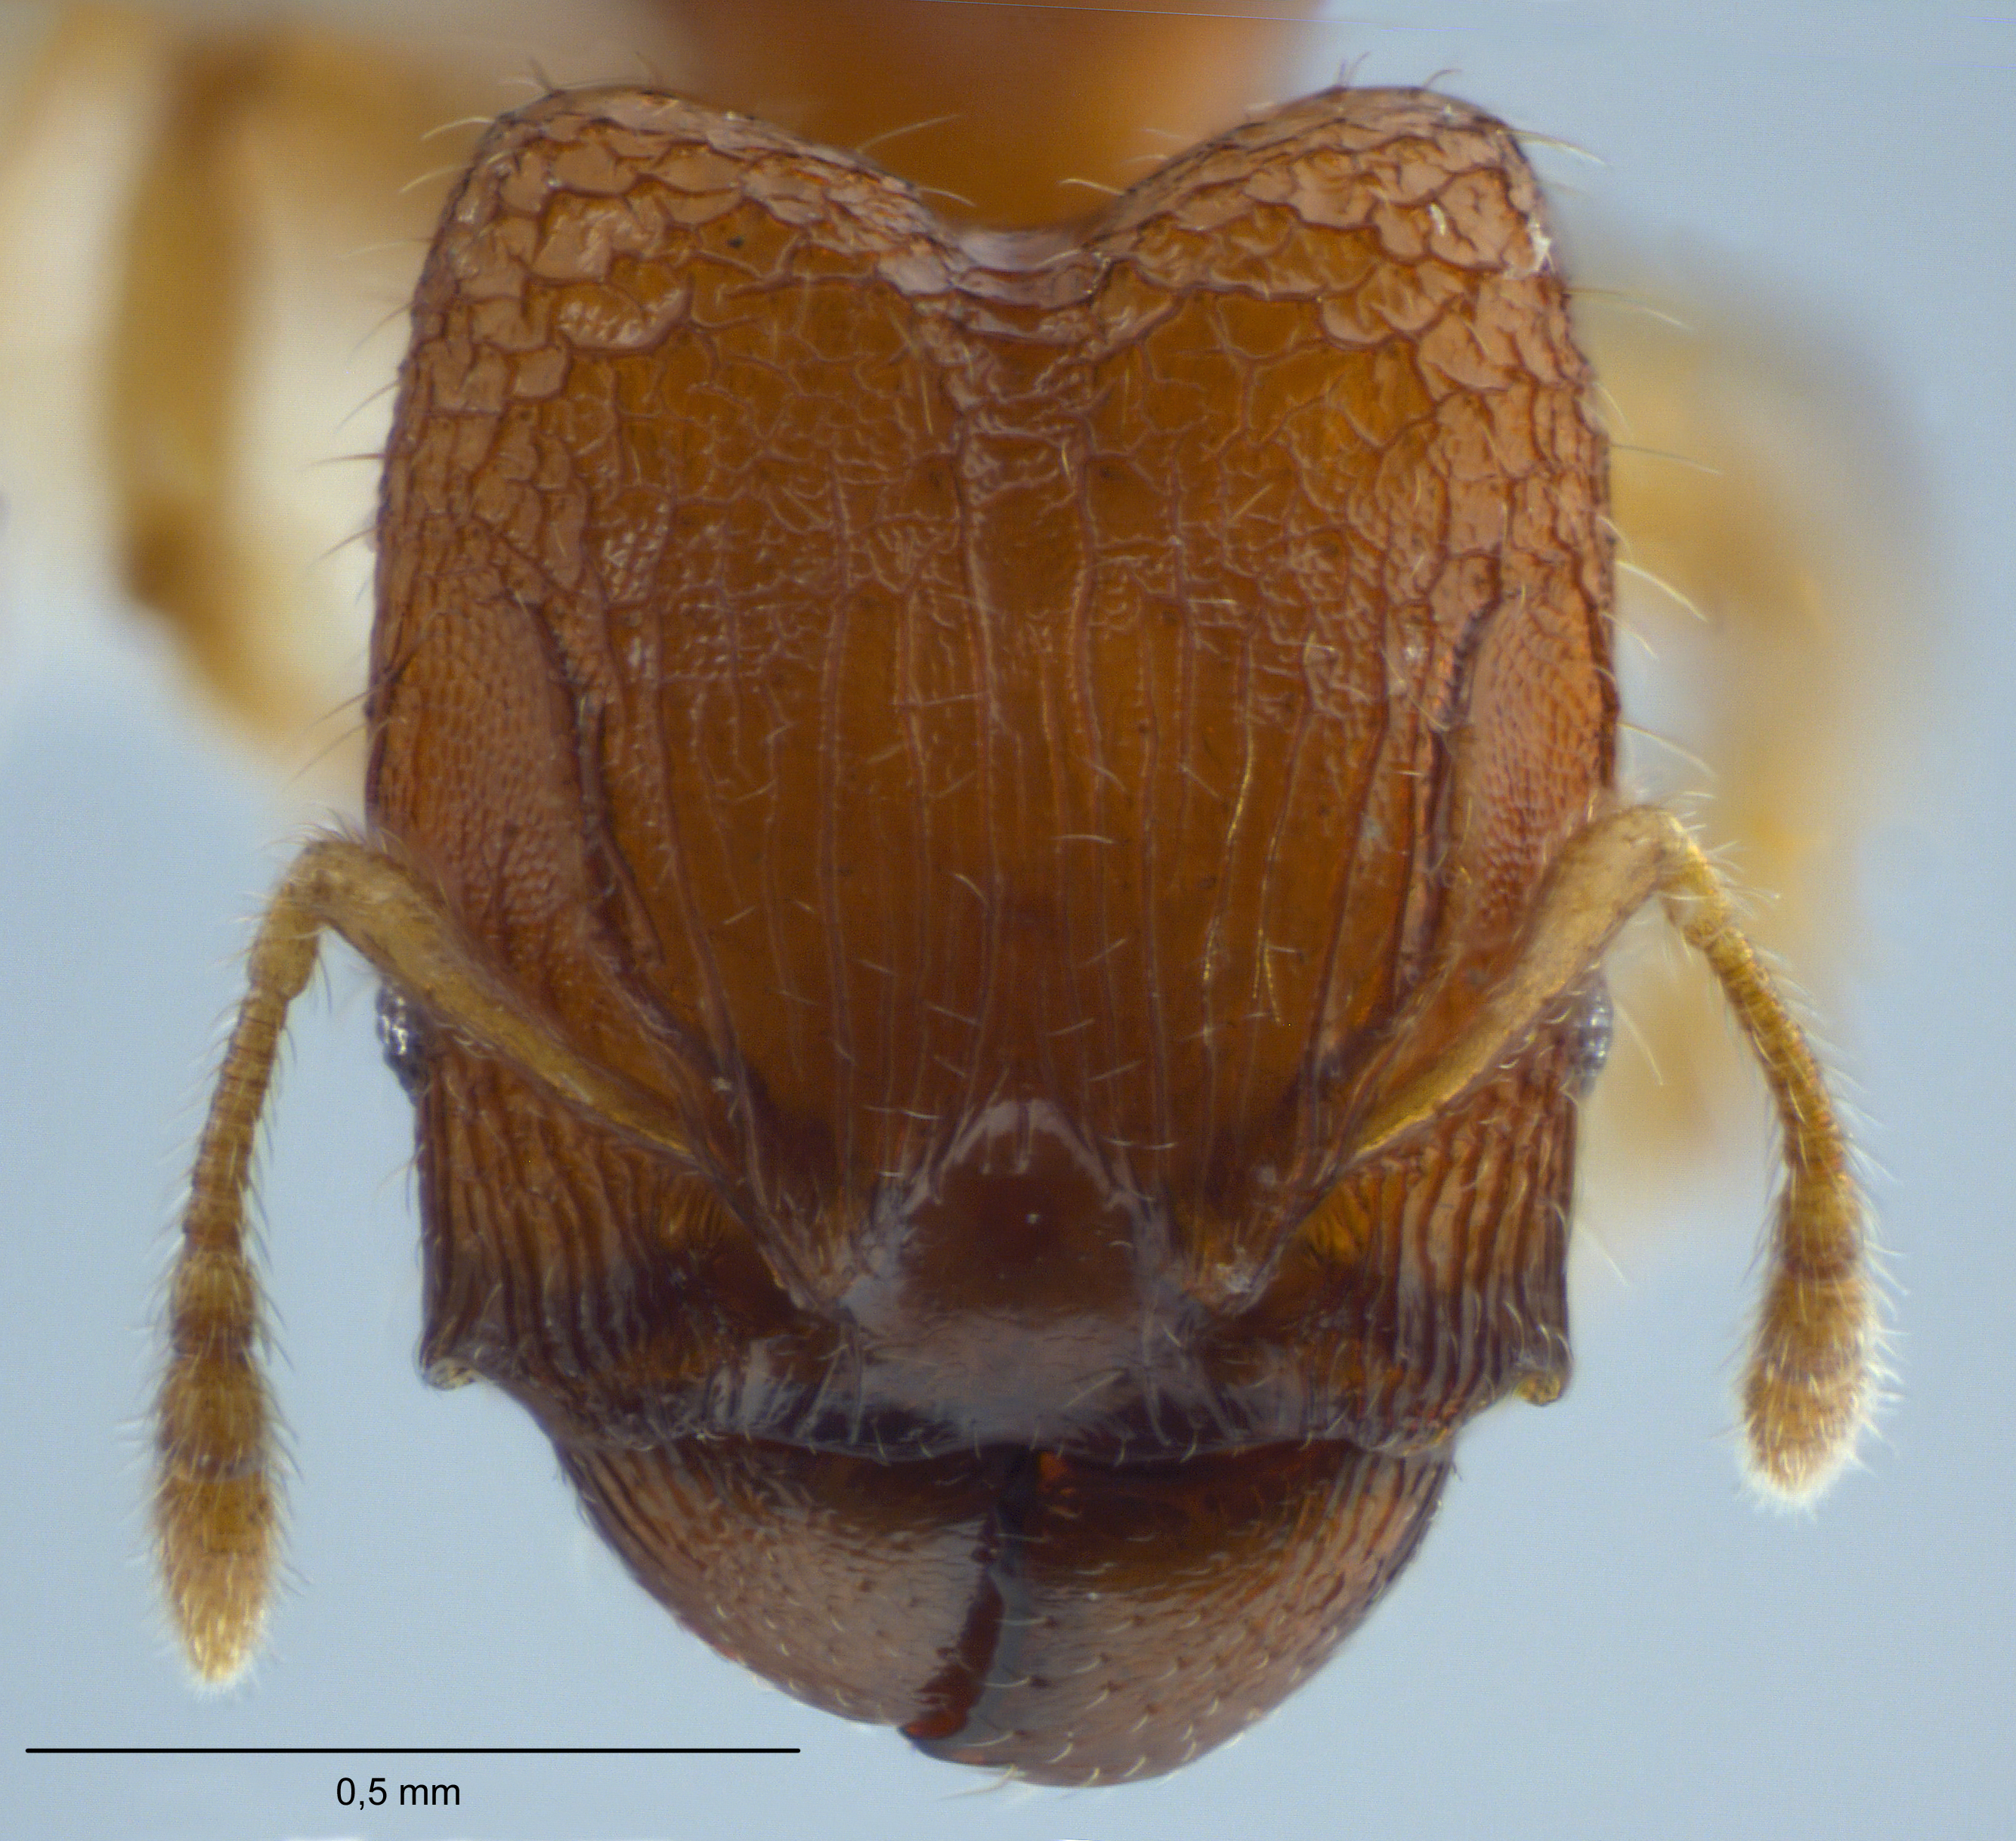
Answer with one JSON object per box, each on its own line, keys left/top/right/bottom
{"left": 26, "top": 1747, "right": 799, "bottom": 1756}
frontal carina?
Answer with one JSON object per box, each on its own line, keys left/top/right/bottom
{"left": 155, "top": 85, "right": 1874, "bottom": 1784}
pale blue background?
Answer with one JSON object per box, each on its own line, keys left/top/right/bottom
{"left": 5, "top": 3, "right": 2012, "bottom": 1836}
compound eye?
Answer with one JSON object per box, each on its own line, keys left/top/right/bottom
{"left": 376, "top": 985, "right": 434, "bottom": 1100}
{"left": 1568, "top": 979, "right": 1615, "bottom": 1097}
